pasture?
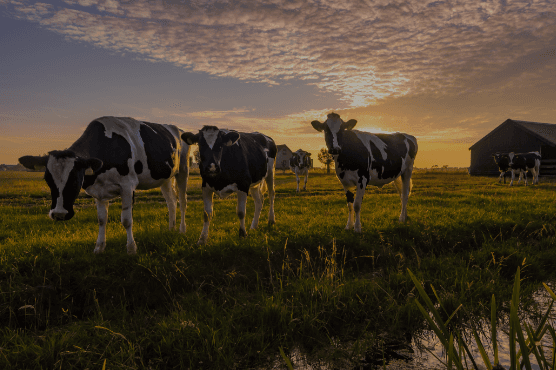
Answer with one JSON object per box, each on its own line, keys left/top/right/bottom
{"left": 1, "top": 169, "right": 556, "bottom": 369}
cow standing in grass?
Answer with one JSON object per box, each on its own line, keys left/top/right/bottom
{"left": 19, "top": 116, "right": 191, "bottom": 254}
{"left": 181, "top": 126, "right": 277, "bottom": 245}
{"left": 508, "top": 151, "right": 541, "bottom": 186}
{"left": 493, "top": 152, "right": 511, "bottom": 184}
{"left": 289, "top": 149, "right": 311, "bottom": 192}
{"left": 311, "top": 113, "right": 417, "bottom": 232}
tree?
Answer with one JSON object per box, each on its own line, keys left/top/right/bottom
{"left": 193, "top": 147, "right": 201, "bottom": 165}
{"left": 318, "top": 147, "right": 335, "bottom": 174}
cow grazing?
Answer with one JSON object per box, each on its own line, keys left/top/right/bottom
{"left": 311, "top": 113, "right": 418, "bottom": 232}
{"left": 508, "top": 151, "right": 541, "bottom": 186}
{"left": 19, "top": 117, "right": 191, "bottom": 254}
{"left": 493, "top": 152, "right": 511, "bottom": 184}
{"left": 181, "top": 126, "right": 277, "bottom": 244}
{"left": 289, "top": 149, "right": 311, "bottom": 192}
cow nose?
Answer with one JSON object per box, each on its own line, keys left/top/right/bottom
{"left": 50, "top": 210, "right": 68, "bottom": 221}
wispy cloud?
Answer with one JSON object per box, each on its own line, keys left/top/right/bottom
{"left": 5, "top": 0, "right": 556, "bottom": 108}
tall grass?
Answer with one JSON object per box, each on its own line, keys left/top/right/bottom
{"left": 1, "top": 170, "right": 556, "bottom": 368}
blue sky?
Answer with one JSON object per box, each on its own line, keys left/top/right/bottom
{"left": 3, "top": 0, "right": 556, "bottom": 167}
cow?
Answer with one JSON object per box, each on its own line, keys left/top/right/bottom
{"left": 311, "top": 113, "right": 418, "bottom": 232}
{"left": 181, "top": 126, "right": 277, "bottom": 245}
{"left": 289, "top": 149, "right": 311, "bottom": 192}
{"left": 508, "top": 151, "right": 541, "bottom": 186}
{"left": 493, "top": 152, "right": 511, "bottom": 184}
{"left": 18, "top": 116, "right": 191, "bottom": 254}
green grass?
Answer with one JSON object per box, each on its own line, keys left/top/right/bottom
{"left": 1, "top": 169, "right": 556, "bottom": 368}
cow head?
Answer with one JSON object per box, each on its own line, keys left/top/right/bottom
{"left": 493, "top": 152, "right": 507, "bottom": 165}
{"left": 19, "top": 151, "right": 102, "bottom": 221}
{"left": 311, "top": 113, "right": 357, "bottom": 155}
{"left": 292, "top": 149, "right": 311, "bottom": 168}
{"left": 181, "top": 126, "right": 240, "bottom": 177}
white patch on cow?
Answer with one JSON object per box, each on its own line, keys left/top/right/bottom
{"left": 508, "top": 152, "right": 515, "bottom": 166}
{"left": 205, "top": 182, "right": 239, "bottom": 199}
{"left": 202, "top": 128, "right": 220, "bottom": 149}
{"left": 325, "top": 116, "right": 344, "bottom": 150}
{"left": 353, "top": 131, "right": 388, "bottom": 163}
{"left": 47, "top": 156, "right": 76, "bottom": 217}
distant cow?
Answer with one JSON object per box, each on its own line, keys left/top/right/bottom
{"left": 181, "top": 126, "right": 277, "bottom": 244}
{"left": 289, "top": 149, "right": 311, "bottom": 192}
{"left": 311, "top": 113, "right": 417, "bottom": 232}
{"left": 493, "top": 152, "right": 511, "bottom": 184}
{"left": 19, "top": 117, "right": 191, "bottom": 254}
{"left": 508, "top": 151, "right": 541, "bottom": 186}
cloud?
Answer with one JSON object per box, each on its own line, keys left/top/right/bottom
{"left": 4, "top": 0, "right": 556, "bottom": 109}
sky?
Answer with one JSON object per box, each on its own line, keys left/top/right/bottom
{"left": 2, "top": 0, "right": 556, "bottom": 168}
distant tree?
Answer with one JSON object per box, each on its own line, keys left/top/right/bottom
{"left": 318, "top": 148, "right": 335, "bottom": 174}
{"left": 431, "top": 164, "right": 439, "bottom": 171}
{"left": 442, "top": 165, "right": 449, "bottom": 171}
{"left": 193, "top": 147, "right": 201, "bottom": 165}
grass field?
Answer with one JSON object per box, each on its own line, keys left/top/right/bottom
{"left": 1, "top": 169, "right": 556, "bottom": 369}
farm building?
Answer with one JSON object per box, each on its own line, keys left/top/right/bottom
{"left": 276, "top": 145, "right": 293, "bottom": 172}
{"left": 469, "top": 119, "right": 556, "bottom": 176}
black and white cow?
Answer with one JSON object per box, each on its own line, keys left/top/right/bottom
{"left": 493, "top": 152, "right": 511, "bottom": 184}
{"left": 19, "top": 116, "right": 191, "bottom": 254}
{"left": 311, "top": 113, "right": 418, "bottom": 232}
{"left": 289, "top": 149, "right": 311, "bottom": 192}
{"left": 181, "top": 126, "right": 277, "bottom": 244}
{"left": 508, "top": 151, "right": 541, "bottom": 186}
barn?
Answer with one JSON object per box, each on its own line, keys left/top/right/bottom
{"left": 276, "top": 144, "right": 293, "bottom": 172}
{"left": 469, "top": 119, "right": 556, "bottom": 176}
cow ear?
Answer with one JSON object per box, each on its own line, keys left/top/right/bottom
{"left": 342, "top": 119, "right": 357, "bottom": 131}
{"left": 311, "top": 120, "right": 325, "bottom": 132}
{"left": 181, "top": 132, "right": 199, "bottom": 145}
{"left": 222, "top": 131, "right": 240, "bottom": 146}
{"left": 306, "top": 152, "right": 311, "bottom": 157}
{"left": 19, "top": 155, "right": 48, "bottom": 171}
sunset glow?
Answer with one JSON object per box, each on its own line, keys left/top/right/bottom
{"left": 3, "top": 0, "right": 556, "bottom": 168}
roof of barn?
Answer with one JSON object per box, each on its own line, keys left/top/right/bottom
{"left": 469, "top": 119, "right": 556, "bottom": 150}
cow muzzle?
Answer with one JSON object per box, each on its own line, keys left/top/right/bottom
{"left": 49, "top": 209, "right": 69, "bottom": 221}
{"left": 205, "top": 163, "right": 220, "bottom": 176}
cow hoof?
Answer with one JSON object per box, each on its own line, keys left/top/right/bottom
{"left": 239, "top": 228, "right": 247, "bottom": 237}
{"left": 127, "top": 243, "right": 137, "bottom": 255}
{"left": 268, "top": 219, "right": 276, "bottom": 226}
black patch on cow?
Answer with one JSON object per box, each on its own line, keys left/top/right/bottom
{"left": 346, "top": 191, "right": 354, "bottom": 203}
{"left": 44, "top": 171, "right": 59, "bottom": 211}
{"left": 134, "top": 160, "right": 143, "bottom": 174}
{"left": 237, "top": 211, "right": 245, "bottom": 220}
{"left": 407, "top": 137, "right": 417, "bottom": 159}
{"left": 140, "top": 122, "right": 177, "bottom": 180}
{"left": 494, "top": 154, "right": 510, "bottom": 172}
{"left": 369, "top": 133, "right": 409, "bottom": 180}
{"left": 199, "top": 132, "right": 277, "bottom": 194}
{"left": 70, "top": 120, "right": 133, "bottom": 189}
{"left": 339, "top": 171, "right": 345, "bottom": 179}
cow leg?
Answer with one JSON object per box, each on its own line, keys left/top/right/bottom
{"left": 250, "top": 186, "right": 263, "bottom": 230}
{"left": 353, "top": 178, "right": 367, "bottom": 233}
{"left": 345, "top": 190, "right": 355, "bottom": 230}
{"left": 266, "top": 160, "right": 276, "bottom": 225}
{"left": 121, "top": 190, "right": 137, "bottom": 255}
{"left": 303, "top": 171, "right": 308, "bottom": 191}
{"left": 175, "top": 171, "right": 188, "bottom": 233}
{"left": 295, "top": 172, "right": 300, "bottom": 192}
{"left": 398, "top": 173, "right": 412, "bottom": 222}
{"left": 510, "top": 170, "right": 515, "bottom": 186}
{"left": 198, "top": 187, "right": 214, "bottom": 245}
{"left": 94, "top": 199, "right": 109, "bottom": 254}
{"left": 237, "top": 190, "right": 248, "bottom": 236}
{"left": 160, "top": 179, "right": 178, "bottom": 231}
{"left": 498, "top": 172, "right": 503, "bottom": 183}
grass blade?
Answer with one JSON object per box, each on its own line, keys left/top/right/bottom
{"left": 279, "top": 347, "right": 294, "bottom": 370}
{"left": 472, "top": 326, "right": 492, "bottom": 370}
{"left": 491, "top": 294, "right": 499, "bottom": 366}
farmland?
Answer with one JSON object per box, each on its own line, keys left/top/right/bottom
{"left": 1, "top": 169, "right": 556, "bottom": 369}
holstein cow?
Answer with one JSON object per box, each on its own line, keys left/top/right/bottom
{"left": 311, "top": 113, "right": 418, "bottom": 232}
{"left": 508, "top": 151, "right": 541, "bottom": 186}
{"left": 493, "top": 152, "right": 511, "bottom": 184}
{"left": 181, "top": 126, "right": 277, "bottom": 245}
{"left": 289, "top": 149, "right": 312, "bottom": 192}
{"left": 19, "top": 116, "right": 191, "bottom": 254}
